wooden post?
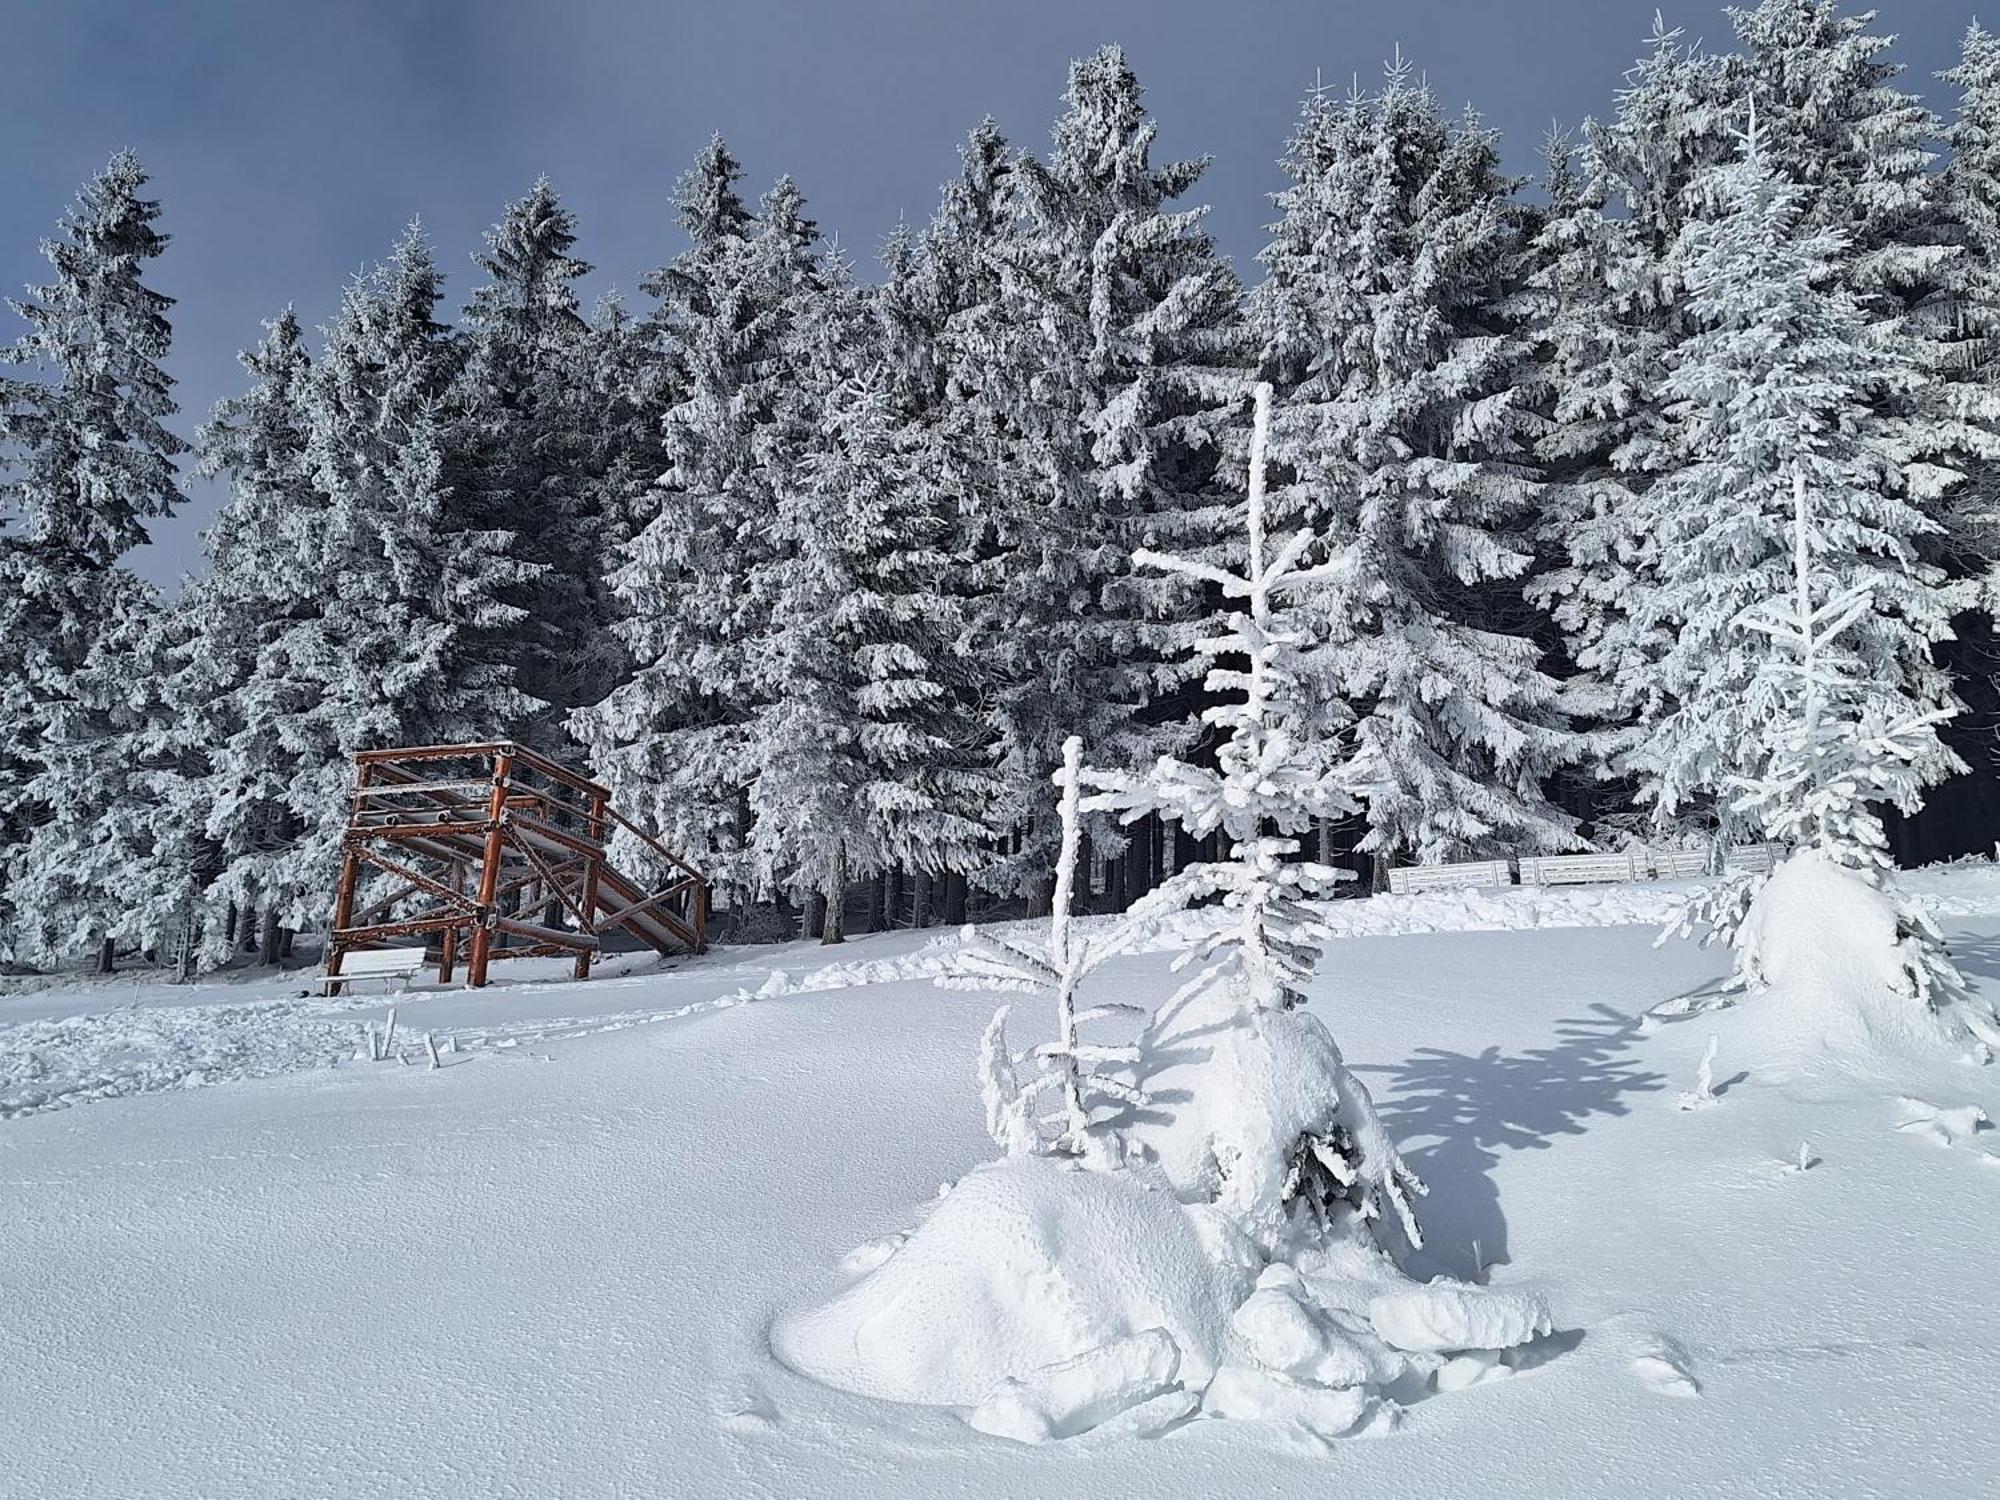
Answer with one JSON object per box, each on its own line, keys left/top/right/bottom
{"left": 327, "top": 762, "right": 371, "bottom": 988}
{"left": 575, "top": 790, "right": 607, "bottom": 981}
{"left": 465, "top": 749, "right": 514, "bottom": 989}
{"left": 437, "top": 861, "right": 462, "bottom": 985}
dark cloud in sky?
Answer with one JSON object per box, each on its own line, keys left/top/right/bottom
{"left": 0, "top": 0, "right": 1978, "bottom": 586}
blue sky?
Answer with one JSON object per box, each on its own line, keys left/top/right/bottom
{"left": 0, "top": 0, "right": 1980, "bottom": 584}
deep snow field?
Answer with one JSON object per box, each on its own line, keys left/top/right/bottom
{"left": 4, "top": 868, "right": 1999, "bottom": 1499}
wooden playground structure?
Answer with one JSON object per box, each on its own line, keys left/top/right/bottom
{"left": 325, "top": 742, "right": 707, "bottom": 990}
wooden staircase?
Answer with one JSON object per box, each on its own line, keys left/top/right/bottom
{"left": 325, "top": 741, "right": 707, "bottom": 988}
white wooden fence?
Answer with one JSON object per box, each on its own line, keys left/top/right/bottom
{"left": 1386, "top": 844, "right": 1783, "bottom": 894}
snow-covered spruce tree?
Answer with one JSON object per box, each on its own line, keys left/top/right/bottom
{"left": 180, "top": 308, "right": 332, "bottom": 958}
{"left": 1526, "top": 18, "right": 1737, "bottom": 820}
{"left": 1723, "top": 0, "right": 2000, "bottom": 599}
{"left": 0, "top": 150, "right": 186, "bottom": 966}
{"left": 1084, "top": 382, "right": 1423, "bottom": 1251}
{"left": 1604, "top": 110, "right": 1962, "bottom": 841}
{"left": 12, "top": 597, "right": 216, "bottom": 975}
{"left": 1695, "top": 465, "right": 2000, "bottom": 1059}
{"left": 574, "top": 148, "right": 822, "bottom": 903}
{"left": 1940, "top": 21, "right": 2000, "bottom": 597}
{"left": 1253, "top": 64, "right": 1581, "bottom": 869}
{"left": 742, "top": 250, "right": 991, "bottom": 940}
{"left": 967, "top": 47, "right": 1248, "bottom": 907}
{"left": 452, "top": 178, "right": 623, "bottom": 744}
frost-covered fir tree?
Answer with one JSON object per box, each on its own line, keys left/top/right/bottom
{"left": 0, "top": 151, "right": 186, "bottom": 964}
{"left": 575, "top": 149, "right": 823, "bottom": 902}
{"left": 1678, "top": 464, "right": 2000, "bottom": 1062}
{"left": 1940, "top": 21, "right": 2000, "bottom": 595}
{"left": 453, "top": 178, "right": 622, "bottom": 740}
{"left": 1254, "top": 64, "right": 1581, "bottom": 869}
{"left": 1085, "top": 383, "right": 1424, "bottom": 1249}
{"left": 181, "top": 309, "right": 330, "bottom": 952}
{"left": 1609, "top": 109, "right": 1963, "bottom": 839}
{"left": 1528, "top": 18, "right": 1734, "bottom": 793}
{"left": 743, "top": 251, "right": 991, "bottom": 940}
{"left": 968, "top": 48, "right": 1248, "bottom": 906}
{"left": 1722, "top": 0, "right": 2000, "bottom": 589}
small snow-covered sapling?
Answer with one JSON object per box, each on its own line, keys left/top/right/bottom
{"left": 945, "top": 736, "right": 1151, "bottom": 1164}
{"left": 1677, "top": 1036, "right": 1721, "bottom": 1110}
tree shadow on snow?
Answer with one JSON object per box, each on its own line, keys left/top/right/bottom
{"left": 1356, "top": 1003, "right": 1667, "bottom": 1283}
{"left": 1936, "top": 932, "right": 2000, "bottom": 993}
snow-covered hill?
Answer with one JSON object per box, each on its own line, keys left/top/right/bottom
{"left": 4, "top": 872, "right": 1998, "bottom": 1497}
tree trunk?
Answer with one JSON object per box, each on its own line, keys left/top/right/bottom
{"left": 1125, "top": 818, "right": 1152, "bottom": 902}
{"left": 821, "top": 845, "right": 847, "bottom": 944}
{"left": 279, "top": 928, "right": 295, "bottom": 961}
{"left": 865, "top": 871, "right": 886, "bottom": 932}
{"left": 942, "top": 870, "right": 967, "bottom": 926}
{"left": 223, "top": 903, "right": 239, "bottom": 947}
{"left": 241, "top": 904, "right": 259, "bottom": 952}
{"left": 1370, "top": 852, "right": 1391, "bottom": 895}
{"left": 888, "top": 866, "right": 906, "bottom": 928}
{"left": 96, "top": 937, "right": 115, "bottom": 975}
{"left": 913, "top": 870, "right": 934, "bottom": 929}
{"left": 1025, "top": 877, "right": 1053, "bottom": 919}
{"left": 260, "top": 907, "right": 282, "bottom": 966}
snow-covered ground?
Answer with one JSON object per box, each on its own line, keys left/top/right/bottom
{"left": 4, "top": 871, "right": 1999, "bottom": 1497}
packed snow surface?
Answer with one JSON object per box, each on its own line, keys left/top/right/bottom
{"left": 4, "top": 865, "right": 2000, "bottom": 1495}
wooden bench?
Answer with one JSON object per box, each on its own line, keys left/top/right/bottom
{"left": 1517, "top": 850, "right": 1649, "bottom": 887}
{"left": 317, "top": 947, "right": 428, "bottom": 998}
{"left": 1387, "top": 859, "right": 1513, "bottom": 895}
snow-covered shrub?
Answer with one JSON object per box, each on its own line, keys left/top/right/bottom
{"left": 1732, "top": 850, "right": 2000, "bottom": 1065}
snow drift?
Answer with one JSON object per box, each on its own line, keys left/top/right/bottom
{"left": 772, "top": 1155, "right": 1552, "bottom": 1445}
{"left": 769, "top": 1154, "right": 1255, "bottom": 1408}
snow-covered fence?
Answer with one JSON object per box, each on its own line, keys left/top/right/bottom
{"left": 1388, "top": 844, "right": 1785, "bottom": 894}
{"left": 1386, "top": 860, "right": 1511, "bottom": 895}
{"left": 1516, "top": 851, "right": 1650, "bottom": 887}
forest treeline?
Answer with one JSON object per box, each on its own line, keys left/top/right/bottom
{"left": 6, "top": 1, "right": 2000, "bottom": 968}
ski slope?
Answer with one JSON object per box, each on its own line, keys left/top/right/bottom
{"left": 3, "top": 871, "right": 1998, "bottom": 1498}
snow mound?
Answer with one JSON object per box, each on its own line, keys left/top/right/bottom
{"left": 1893, "top": 1096, "right": 1992, "bottom": 1149}
{"left": 966, "top": 1327, "right": 1185, "bottom": 1443}
{"left": 1732, "top": 852, "right": 1963, "bottom": 1065}
{"left": 775, "top": 1153, "right": 1558, "bottom": 1445}
{"left": 1368, "top": 1283, "right": 1552, "bottom": 1353}
{"left": 1125, "top": 974, "right": 1415, "bottom": 1250}
{"left": 769, "top": 1155, "right": 1256, "bottom": 1408}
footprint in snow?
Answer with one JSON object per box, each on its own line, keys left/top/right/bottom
{"left": 712, "top": 1379, "right": 783, "bottom": 1435}
{"left": 1630, "top": 1339, "right": 1701, "bottom": 1400}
